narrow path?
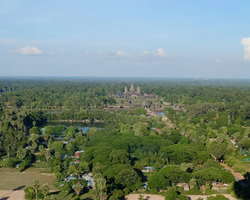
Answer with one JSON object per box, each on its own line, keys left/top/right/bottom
{"left": 220, "top": 162, "right": 245, "bottom": 181}
{"left": 125, "top": 194, "right": 237, "bottom": 200}
{"left": 188, "top": 194, "right": 237, "bottom": 200}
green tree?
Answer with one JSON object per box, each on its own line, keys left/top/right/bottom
{"left": 24, "top": 186, "right": 36, "bottom": 200}
{"left": 17, "top": 147, "right": 26, "bottom": 160}
{"left": 165, "top": 188, "right": 178, "bottom": 200}
{"left": 45, "top": 150, "right": 51, "bottom": 161}
{"left": 41, "top": 184, "right": 50, "bottom": 197}
{"left": 115, "top": 169, "right": 141, "bottom": 190}
{"left": 33, "top": 180, "right": 40, "bottom": 200}
{"left": 73, "top": 182, "right": 82, "bottom": 195}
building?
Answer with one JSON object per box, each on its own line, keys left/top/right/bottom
{"left": 75, "top": 150, "right": 85, "bottom": 158}
{"left": 142, "top": 166, "right": 154, "bottom": 172}
{"left": 110, "top": 84, "right": 157, "bottom": 99}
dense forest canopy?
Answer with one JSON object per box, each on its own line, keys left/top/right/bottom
{"left": 0, "top": 77, "right": 250, "bottom": 200}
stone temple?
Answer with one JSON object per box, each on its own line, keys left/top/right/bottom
{"left": 121, "top": 83, "right": 156, "bottom": 98}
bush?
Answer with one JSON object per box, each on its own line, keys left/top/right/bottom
{"left": 2, "top": 158, "right": 19, "bottom": 168}
{"left": 207, "top": 195, "right": 229, "bottom": 200}
{"left": 36, "top": 154, "right": 47, "bottom": 162}
{"left": 224, "top": 156, "right": 238, "bottom": 167}
{"left": 37, "top": 191, "right": 44, "bottom": 199}
{"left": 232, "top": 163, "right": 246, "bottom": 173}
{"left": 19, "top": 161, "right": 30, "bottom": 172}
{"left": 24, "top": 186, "right": 36, "bottom": 200}
{"left": 178, "top": 194, "right": 189, "bottom": 200}
{"left": 222, "top": 171, "right": 234, "bottom": 183}
{"left": 61, "top": 184, "right": 71, "bottom": 193}
{"left": 72, "top": 195, "right": 80, "bottom": 200}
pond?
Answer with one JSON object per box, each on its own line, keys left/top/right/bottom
{"left": 41, "top": 122, "right": 104, "bottom": 134}
{"left": 157, "top": 112, "right": 165, "bottom": 116}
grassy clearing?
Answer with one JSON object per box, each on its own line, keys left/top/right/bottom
{"left": 0, "top": 168, "right": 56, "bottom": 190}
{"left": 31, "top": 161, "right": 50, "bottom": 168}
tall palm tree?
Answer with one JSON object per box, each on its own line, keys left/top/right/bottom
{"left": 41, "top": 184, "right": 50, "bottom": 197}
{"left": 98, "top": 177, "right": 106, "bottom": 200}
{"left": 45, "top": 150, "right": 51, "bottom": 161}
{"left": 73, "top": 182, "right": 82, "bottom": 195}
{"left": 33, "top": 181, "right": 40, "bottom": 200}
{"left": 94, "top": 173, "right": 102, "bottom": 199}
{"left": 17, "top": 147, "right": 26, "bottom": 160}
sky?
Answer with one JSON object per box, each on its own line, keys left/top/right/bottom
{"left": 0, "top": 0, "right": 250, "bottom": 78}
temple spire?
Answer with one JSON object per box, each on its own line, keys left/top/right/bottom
{"left": 124, "top": 86, "right": 128, "bottom": 93}
{"left": 130, "top": 83, "right": 135, "bottom": 92}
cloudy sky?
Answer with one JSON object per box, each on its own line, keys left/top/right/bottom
{"left": 0, "top": 0, "right": 250, "bottom": 78}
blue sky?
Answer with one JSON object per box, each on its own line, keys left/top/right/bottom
{"left": 0, "top": 0, "right": 250, "bottom": 78}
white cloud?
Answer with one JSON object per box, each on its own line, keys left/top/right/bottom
{"left": 86, "top": 51, "right": 89, "bottom": 55}
{"left": 157, "top": 48, "right": 165, "bottom": 56}
{"left": 116, "top": 50, "right": 126, "bottom": 55}
{"left": 96, "top": 50, "right": 103, "bottom": 55}
{"left": 13, "top": 46, "right": 43, "bottom": 55}
{"left": 143, "top": 51, "right": 149, "bottom": 55}
{"left": 241, "top": 37, "right": 250, "bottom": 61}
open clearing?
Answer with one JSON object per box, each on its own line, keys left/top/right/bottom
{"left": 0, "top": 168, "right": 56, "bottom": 190}
{"left": 0, "top": 190, "right": 25, "bottom": 200}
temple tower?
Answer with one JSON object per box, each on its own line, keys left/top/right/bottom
{"left": 137, "top": 86, "right": 140, "bottom": 94}
{"left": 124, "top": 86, "right": 128, "bottom": 93}
{"left": 130, "top": 83, "right": 135, "bottom": 92}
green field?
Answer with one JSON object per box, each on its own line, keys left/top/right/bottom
{"left": 0, "top": 168, "right": 56, "bottom": 190}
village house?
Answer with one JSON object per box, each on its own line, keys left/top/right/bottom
{"left": 75, "top": 150, "right": 85, "bottom": 158}
{"left": 81, "top": 172, "right": 95, "bottom": 188}
{"left": 142, "top": 166, "right": 154, "bottom": 172}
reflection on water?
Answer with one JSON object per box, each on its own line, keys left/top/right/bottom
{"left": 157, "top": 112, "right": 165, "bottom": 116}
{"left": 41, "top": 122, "right": 104, "bottom": 134}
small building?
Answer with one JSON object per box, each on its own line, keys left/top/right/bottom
{"left": 153, "top": 129, "right": 162, "bottom": 134}
{"left": 142, "top": 166, "right": 154, "bottom": 172}
{"left": 15, "top": 163, "right": 21, "bottom": 168}
{"left": 82, "top": 173, "right": 95, "bottom": 188}
{"left": 176, "top": 183, "right": 190, "bottom": 191}
{"left": 75, "top": 150, "right": 85, "bottom": 158}
{"left": 61, "top": 154, "right": 68, "bottom": 159}
{"left": 65, "top": 175, "right": 77, "bottom": 182}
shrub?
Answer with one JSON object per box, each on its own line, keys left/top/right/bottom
{"left": 221, "top": 171, "right": 234, "bottom": 183}
{"left": 232, "top": 163, "right": 246, "bottom": 173}
{"left": 61, "top": 184, "right": 71, "bottom": 193}
{"left": 2, "top": 158, "right": 18, "bottom": 168}
{"left": 72, "top": 195, "right": 80, "bottom": 200}
{"left": 224, "top": 156, "right": 238, "bottom": 167}
{"left": 19, "top": 161, "right": 30, "bottom": 172}
{"left": 36, "top": 154, "right": 47, "bottom": 162}
{"left": 24, "top": 186, "right": 36, "bottom": 200}
{"left": 37, "top": 191, "right": 44, "bottom": 199}
{"left": 207, "top": 195, "right": 229, "bottom": 200}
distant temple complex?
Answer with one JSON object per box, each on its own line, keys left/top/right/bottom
{"left": 111, "top": 83, "right": 157, "bottom": 99}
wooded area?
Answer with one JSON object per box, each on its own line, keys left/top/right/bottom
{"left": 0, "top": 78, "right": 250, "bottom": 200}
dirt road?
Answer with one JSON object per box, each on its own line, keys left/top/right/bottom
{"left": 188, "top": 194, "right": 237, "bottom": 200}
{"left": 125, "top": 194, "right": 237, "bottom": 200}
{"left": 0, "top": 190, "right": 25, "bottom": 200}
{"left": 219, "top": 163, "right": 245, "bottom": 181}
